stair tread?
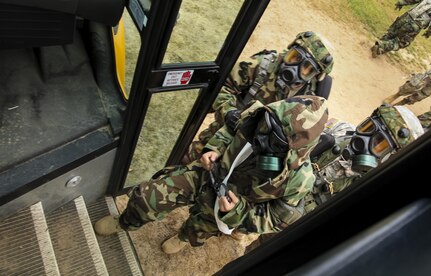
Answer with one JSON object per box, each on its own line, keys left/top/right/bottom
{"left": 46, "top": 196, "right": 108, "bottom": 276}
{"left": 1, "top": 196, "right": 143, "bottom": 276}
{"left": 87, "top": 196, "right": 143, "bottom": 276}
{"left": 0, "top": 202, "right": 59, "bottom": 276}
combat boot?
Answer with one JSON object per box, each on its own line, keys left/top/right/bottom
{"left": 161, "top": 235, "right": 188, "bottom": 254}
{"left": 383, "top": 93, "right": 401, "bottom": 104}
{"left": 371, "top": 44, "right": 382, "bottom": 58}
{"left": 94, "top": 215, "right": 123, "bottom": 236}
{"left": 229, "top": 229, "right": 247, "bottom": 241}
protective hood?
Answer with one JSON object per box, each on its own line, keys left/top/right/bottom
{"left": 239, "top": 95, "right": 328, "bottom": 167}
{"left": 377, "top": 105, "right": 424, "bottom": 149}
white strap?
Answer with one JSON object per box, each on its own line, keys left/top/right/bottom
{"left": 214, "top": 143, "right": 253, "bottom": 234}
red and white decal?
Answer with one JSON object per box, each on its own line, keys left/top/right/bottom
{"left": 163, "top": 70, "right": 194, "bottom": 86}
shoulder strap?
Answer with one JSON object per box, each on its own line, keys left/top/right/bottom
{"left": 248, "top": 51, "right": 279, "bottom": 97}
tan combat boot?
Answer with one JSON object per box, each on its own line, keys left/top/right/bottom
{"left": 383, "top": 92, "right": 401, "bottom": 104}
{"left": 229, "top": 229, "right": 247, "bottom": 241}
{"left": 161, "top": 235, "right": 188, "bottom": 254}
{"left": 94, "top": 215, "right": 123, "bottom": 236}
{"left": 371, "top": 44, "right": 382, "bottom": 58}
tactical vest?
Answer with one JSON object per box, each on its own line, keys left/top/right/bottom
{"left": 409, "top": 0, "right": 431, "bottom": 28}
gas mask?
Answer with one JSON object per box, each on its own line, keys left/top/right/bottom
{"left": 253, "top": 111, "right": 290, "bottom": 171}
{"left": 275, "top": 45, "right": 321, "bottom": 92}
{"left": 342, "top": 116, "right": 399, "bottom": 173}
{"left": 241, "top": 110, "right": 289, "bottom": 171}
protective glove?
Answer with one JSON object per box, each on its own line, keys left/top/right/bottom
{"left": 395, "top": 1, "right": 404, "bottom": 10}
{"left": 225, "top": 109, "right": 241, "bottom": 133}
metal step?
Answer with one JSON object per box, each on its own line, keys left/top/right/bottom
{"left": 46, "top": 196, "right": 108, "bottom": 276}
{"left": 0, "top": 196, "right": 143, "bottom": 276}
{"left": 0, "top": 202, "right": 60, "bottom": 275}
{"left": 87, "top": 197, "right": 144, "bottom": 276}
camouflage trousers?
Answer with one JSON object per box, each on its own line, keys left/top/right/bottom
{"left": 119, "top": 162, "right": 224, "bottom": 247}
{"left": 394, "top": 79, "right": 431, "bottom": 105}
{"left": 418, "top": 109, "right": 431, "bottom": 129}
{"left": 376, "top": 13, "right": 421, "bottom": 54}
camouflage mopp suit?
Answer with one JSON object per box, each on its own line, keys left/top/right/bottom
{"left": 383, "top": 69, "right": 431, "bottom": 129}
{"left": 245, "top": 104, "right": 424, "bottom": 254}
{"left": 371, "top": 0, "right": 431, "bottom": 57}
{"left": 417, "top": 109, "right": 431, "bottom": 128}
{"left": 119, "top": 96, "right": 328, "bottom": 247}
{"left": 183, "top": 31, "right": 334, "bottom": 163}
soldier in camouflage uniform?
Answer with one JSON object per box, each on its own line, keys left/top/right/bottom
{"left": 182, "top": 31, "right": 334, "bottom": 164}
{"left": 245, "top": 104, "right": 424, "bottom": 254}
{"left": 371, "top": 0, "right": 431, "bottom": 57}
{"left": 306, "top": 104, "right": 424, "bottom": 210}
{"left": 383, "top": 69, "right": 431, "bottom": 105}
{"left": 417, "top": 108, "right": 431, "bottom": 128}
{"left": 383, "top": 69, "right": 431, "bottom": 129}
{"left": 95, "top": 95, "right": 328, "bottom": 254}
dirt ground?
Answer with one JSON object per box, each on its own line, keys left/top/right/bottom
{"left": 116, "top": 1, "right": 431, "bottom": 275}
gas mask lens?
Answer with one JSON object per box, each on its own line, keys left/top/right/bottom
{"left": 300, "top": 60, "right": 319, "bottom": 81}
{"left": 370, "top": 132, "right": 392, "bottom": 158}
{"left": 284, "top": 47, "right": 303, "bottom": 64}
{"left": 283, "top": 46, "right": 320, "bottom": 81}
{"left": 351, "top": 117, "right": 395, "bottom": 158}
{"left": 356, "top": 117, "right": 376, "bottom": 135}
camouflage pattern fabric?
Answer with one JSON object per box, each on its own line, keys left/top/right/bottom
{"left": 184, "top": 48, "right": 325, "bottom": 163}
{"left": 378, "top": 105, "right": 418, "bottom": 147}
{"left": 246, "top": 105, "right": 423, "bottom": 254}
{"left": 394, "top": 70, "right": 431, "bottom": 105}
{"left": 304, "top": 119, "right": 359, "bottom": 213}
{"left": 418, "top": 108, "right": 431, "bottom": 128}
{"left": 375, "top": 12, "right": 422, "bottom": 54}
{"left": 407, "top": 0, "right": 431, "bottom": 28}
{"left": 287, "top": 31, "right": 334, "bottom": 74}
{"left": 245, "top": 118, "right": 356, "bottom": 255}
{"left": 398, "top": 0, "right": 426, "bottom": 6}
{"left": 120, "top": 96, "right": 328, "bottom": 247}
{"left": 304, "top": 104, "right": 421, "bottom": 214}
{"left": 182, "top": 32, "right": 335, "bottom": 163}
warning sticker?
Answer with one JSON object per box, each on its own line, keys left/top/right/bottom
{"left": 162, "top": 70, "right": 194, "bottom": 87}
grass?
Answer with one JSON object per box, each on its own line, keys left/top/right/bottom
{"left": 311, "top": 0, "right": 431, "bottom": 72}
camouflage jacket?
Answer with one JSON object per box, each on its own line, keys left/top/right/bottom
{"left": 204, "top": 96, "right": 328, "bottom": 233}
{"left": 305, "top": 118, "right": 360, "bottom": 212}
{"left": 405, "top": 69, "right": 431, "bottom": 89}
{"left": 212, "top": 50, "right": 319, "bottom": 124}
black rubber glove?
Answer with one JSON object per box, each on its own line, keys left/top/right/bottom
{"left": 225, "top": 109, "right": 241, "bottom": 133}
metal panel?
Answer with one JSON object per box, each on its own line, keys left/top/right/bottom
{"left": 0, "top": 149, "right": 117, "bottom": 221}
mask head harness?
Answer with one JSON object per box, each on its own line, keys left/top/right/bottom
{"left": 342, "top": 105, "right": 423, "bottom": 173}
